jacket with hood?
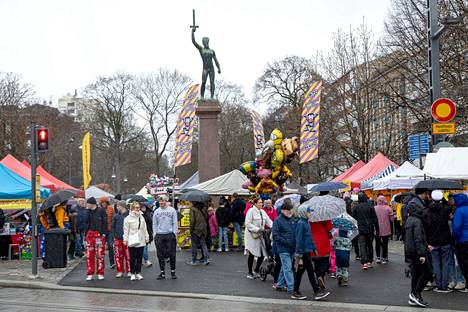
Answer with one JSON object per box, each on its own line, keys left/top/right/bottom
{"left": 295, "top": 217, "right": 316, "bottom": 255}
{"left": 190, "top": 203, "right": 208, "bottom": 237}
{"left": 272, "top": 213, "right": 296, "bottom": 254}
{"left": 453, "top": 194, "right": 468, "bottom": 244}
{"left": 352, "top": 193, "right": 379, "bottom": 235}
{"left": 423, "top": 201, "right": 452, "bottom": 246}
{"left": 405, "top": 196, "right": 428, "bottom": 257}
{"left": 402, "top": 193, "right": 418, "bottom": 227}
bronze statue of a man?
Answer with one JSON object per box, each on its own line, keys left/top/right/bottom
{"left": 191, "top": 25, "right": 221, "bottom": 99}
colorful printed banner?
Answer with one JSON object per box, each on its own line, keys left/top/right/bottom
{"left": 174, "top": 84, "right": 200, "bottom": 168}
{"left": 300, "top": 81, "right": 322, "bottom": 164}
{"left": 251, "top": 110, "right": 265, "bottom": 156}
{"left": 82, "top": 132, "right": 92, "bottom": 189}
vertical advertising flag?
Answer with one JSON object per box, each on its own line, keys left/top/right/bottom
{"left": 300, "top": 81, "right": 322, "bottom": 164}
{"left": 82, "top": 132, "right": 92, "bottom": 189}
{"left": 251, "top": 110, "right": 265, "bottom": 157}
{"left": 174, "top": 84, "right": 200, "bottom": 168}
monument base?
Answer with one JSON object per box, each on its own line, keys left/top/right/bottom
{"left": 196, "top": 99, "right": 221, "bottom": 183}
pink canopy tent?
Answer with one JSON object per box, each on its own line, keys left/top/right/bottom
{"left": 1, "top": 154, "right": 57, "bottom": 191}
{"left": 346, "top": 153, "right": 398, "bottom": 186}
{"left": 332, "top": 160, "right": 366, "bottom": 182}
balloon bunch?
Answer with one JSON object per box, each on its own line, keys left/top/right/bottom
{"left": 240, "top": 129, "right": 299, "bottom": 195}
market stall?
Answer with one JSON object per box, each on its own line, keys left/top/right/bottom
{"left": 423, "top": 147, "right": 468, "bottom": 181}
{"left": 332, "top": 160, "right": 366, "bottom": 182}
{"left": 372, "top": 161, "right": 424, "bottom": 191}
{"left": 346, "top": 153, "right": 398, "bottom": 188}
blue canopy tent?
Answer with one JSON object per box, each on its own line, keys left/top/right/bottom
{"left": 0, "top": 163, "right": 50, "bottom": 201}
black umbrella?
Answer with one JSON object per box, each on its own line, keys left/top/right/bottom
{"left": 310, "top": 181, "right": 348, "bottom": 193}
{"left": 179, "top": 189, "right": 210, "bottom": 202}
{"left": 414, "top": 179, "right": 463, "bottom": 190}
{"left": 128, "top": 195, "right": 147, "bottom": 203}
{"left": 41, "top": 189, "right": 77, "bottom": 211}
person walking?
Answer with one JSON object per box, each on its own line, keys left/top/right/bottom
{"left": 352, "top": 192, "right": 379, "bottom": 270}
{"left": 75, "top": 198, "right": 88, "bottom": 258}
{"left": 112, "top": 200, "right": 130, "bottom": 278}
{"left": 100, "top": 197, "right": 115, "bottom": 269}
{"left": 452, "top": 193, "right": 468, "bottom": 292}
{"left": 124, "top": 201, "right": 149, "bottom": 281}
{"left": 310, "top": 219, "right": 333, "bottom": 289}
{"left": 85, "top": 197, "right": 107, "bottom": 281}
{"left": 374, "top": 195, "right": 395, "bottom": 264}
{"left": 208, "top": 206, "right": 219, "bottom": 251}
{"left": 422, "top": 190, "right": 453, "bottom": 292}
{"left": 405, "top": 188, "right": 432, "bottom": 307}
{"left": 216, "top": 198, "right": 231, "bottom": 252}
{"left": 153, "top": 195, "right": 179, "bottom": 279}
{"left": 231, "top": 193, "right": 246, "bottom": 251}
{"left": 140, "top": 204, "right": 153, "bottom": 267}
{"left": 190, "top": 201, "right": 210, "bottom": 265}
{"left": 293, "top": 205, "right": 330, "bottom": 300}
{"left": 245, "top": 197, "right": 273, "bottom": 279}
{"left": 333, "top": 229, "right": 352, "bottom": 287}
{"left": 271, "top": 200, "right": 294, "bottom": 292}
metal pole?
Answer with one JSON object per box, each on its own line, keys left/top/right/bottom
{"left": 30, "top": 123, "right": 38, "bottom": 277}
{"left": 418, "top": 134, "right": 423, "bottom": 170}
{"left": 68, "top": 143, "right": 72, "bottom": 185}
{"left": 172, "top": 167, "right": 177, "bottom": 209}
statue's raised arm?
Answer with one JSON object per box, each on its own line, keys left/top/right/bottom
{"left": 192, "top": 28, "right": 201, "bottom": 51}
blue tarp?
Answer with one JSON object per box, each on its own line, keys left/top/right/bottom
{"left": 0, "top": 163, "right": 51, "bottom": 200}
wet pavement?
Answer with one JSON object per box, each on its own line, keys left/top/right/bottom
{"left": 58, "top": 246, "right": 468, "bottom": 311}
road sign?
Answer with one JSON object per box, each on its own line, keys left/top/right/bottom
{"left": 431, "top": 98, "right": 456, "bottom": 122}
{"left": 432, "top": 122, "right": 456, "bottom": 134}
{"left": 408, "top": 133, "right": 430, "bottom": 160}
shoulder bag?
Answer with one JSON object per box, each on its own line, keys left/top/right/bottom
{"left": 128, "top": 216, "right": 141, "bottom": 247}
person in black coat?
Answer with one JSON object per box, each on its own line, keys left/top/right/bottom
{"left": 405, "top": 188, "right": 432, "bottom": 307}
{"left": 231, "top": 193, "right": 246, "bottom": 250}
{"left": 352, "top": 192, "right": 379, "bottom": 269}
{"left": 216, "top": 197, "right": 232, "bottom": 252}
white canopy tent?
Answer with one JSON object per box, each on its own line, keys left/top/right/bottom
{"left": 372, "top": 161, "right": 424, "bottom": 190}
{"left": 85, "top": 186, "right": 114, "bottom": 199}
{"left": 423, "top": 147, "right": 468, "bottom": 180}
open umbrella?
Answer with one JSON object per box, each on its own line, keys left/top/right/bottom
{"left": 332, "top": 212, "right": 358, "bottom": 231}
{"left": 41, "top": 189, "right": 77, "bottom": 211}
{"left": 127, "top": 195, "right": 147, "bottom": 203}
{"left": 179, "top": 189, "right": 210, "bottom": 202}
{"left": 274, "top": 194, "right": 302, "bottom": 210}
{"left": 310, "top": 182, "right": 348, "bottom": 193}
{"left": 414, "top": 179, "right": 463, "bottom": 190}
{"left": 299, "top": 194, "right": 346, "bottom": 222}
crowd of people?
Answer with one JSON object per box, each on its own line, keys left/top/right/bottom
{"left": 34, "top": 187, "right": 468, "bottom": 306}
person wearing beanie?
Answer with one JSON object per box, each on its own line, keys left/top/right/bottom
{"left": 85, "top": 196, "right": 108, "bottom": 281}
{"left": 112, "top": 200, "right": 130, "bottom": 278}
{"left": 99, "top": 197, "right": 115, "bottom": 269}
{"left": 422, "top": 190, "right": 452, "bottom": 293}
{"left": 333, "top": 229, "right": 352, "bottom": 287}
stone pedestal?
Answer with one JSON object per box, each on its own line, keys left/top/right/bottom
{"left": 196, "top": 99, "right": 221, "bottom": 183}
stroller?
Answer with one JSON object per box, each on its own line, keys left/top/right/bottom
{"left": 259, "top": 229, "right": 275, "bottom": 281}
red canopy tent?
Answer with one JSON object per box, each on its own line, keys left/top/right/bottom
{"left": 0, "top": 154, "right": 57, "bottom": 191}
{"left": 332, "top": 160, "right": 366, "bottom": 182}
{"left": 346, "top": 153, "right": 398, "bottom": 187}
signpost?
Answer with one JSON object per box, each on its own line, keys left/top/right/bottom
{"left": 408, "top": 133, "right": 430, "bottom": 168}
{"left": 431, "top": 98, "right": 456, "bottom": 148}
{"left": 432, "top": 123, "right": 456, "bottom": 134}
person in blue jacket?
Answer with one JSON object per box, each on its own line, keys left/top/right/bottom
{"left": 452, "top": 193, "right": 468, "bottom": 292}
{"left": 293, "top": 205, "right": 330, "bottom": 301}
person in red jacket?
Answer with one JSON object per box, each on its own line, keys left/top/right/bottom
{"left": 262, "top": 199, "right": 278, "bottom": 223}
{"left": 310, "top": 220, "right": 333, "bottom": 289}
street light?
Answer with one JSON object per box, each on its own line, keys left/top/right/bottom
{"left": 67, "top": 131, "right": 81, "bottom": 185}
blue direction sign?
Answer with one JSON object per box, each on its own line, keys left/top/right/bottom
{"left": 408, "top": 133, "right": 430, "bottom": 160}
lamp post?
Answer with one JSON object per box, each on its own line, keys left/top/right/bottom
{"left": 67, "top": 131, "right": 82, "bottom": 185}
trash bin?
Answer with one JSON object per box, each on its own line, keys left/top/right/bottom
{"left": 42, "top": 228, "right": 69, "bottom": 269}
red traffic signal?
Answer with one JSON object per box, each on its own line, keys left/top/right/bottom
{"left": 36, "top": 128, "right": 49, "bottom": 151}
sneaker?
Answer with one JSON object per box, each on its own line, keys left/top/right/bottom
{"left": 171, "top": 271, "right": 177, "bottom": 279}
{"left": 127, "top": 272, "right": 132, "bottom": 278}
{"left": 291, "top": 291, "right": 307, "bottom": 300}
{"left": 109, "top": 264, "right": 116, "bottom": 269}
{"left": 448, "top": 281, "right": 456, "bottom": 289}
{"left": 424, "top": 282, "right": 433, "bottom": 291}
{"left": 454, "top": 282, "right": 466, "bottom": 290}
{"left": 97, "top": 275, "right": 105, "bottom": 280}
{"left": 317, "top": 276, "right": 325, "bottom": 289}
{"left": 434, "top": 288, "right": 452, "bottom": 293}
{"left": 367, "top": 262, "right": 373, "bottom": 268}
{"left": 203, "top": 259, "right": 210, "bottom": 265}
{"left": 275, "top": 286, "right": 287, "bottom": 292}
{"left": 253, "top": 271, "right": 261, "bottom": 279}
{"left": 86, "top": 275, "right": 93, "bottom": 281}
{"left": 188, "top": 260, "right": 198, "bottom": 266}
{"left": 225, "top": 247, "right": 230, "bottom": 252}
{"left": 458, "top": 288, "right": 468, "bottom": 293}
{"left": 330, "top": 273, "right": 336, "bottom": 279}
{"left": 343, "top": 280, "right": 348, "bottom": 287}
{"left": 217, "top": 248, "right": 222, "bottom": 252}
{"left": 382, "top": 260, "right": 388, "bottom": 264}
{"left": 376, "top": 258, "right": 381, "bottom": 264}
{"left": 130, "top": 274, "right": 136, "bottom": 281}
{"left": 314, "top": 290, "right": 330, "bottom": 301}
{"left": 355, "top": 256, "right": 361, "bottom": 261}
{"left": 362, "top": 264, "right": 368, "bottom": 270}
{"left": 337, "top": 276, "right": 343, "bottom": 286}
{"left": 409, "top": 293, "right": 427, "bottom": 308}
{"left": 246, "top": 274, "right": 255, "bottom": 280}
{"left": 408, "top": 300, "right": 418, "bottom": 306}
{"left": 145, "top": 260, "right": 152, "bottom": 267}
{"left": 157, "top": 273, "right": 165, "bottom": 280}
{"left": 116, "top": 272, "right": 123, "bottom": 278}
{"left": 136, "top": 273, "right": 144, "bottom": 280}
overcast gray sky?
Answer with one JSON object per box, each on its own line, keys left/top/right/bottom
{"left": 0, "top": 0, "right": 391, "bottom": 105}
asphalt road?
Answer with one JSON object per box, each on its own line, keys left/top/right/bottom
{"left": 59, "top": 250, "right": 467, "bottom": 310}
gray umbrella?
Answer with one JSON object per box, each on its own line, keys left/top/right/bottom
{"left": 299, "top": 194, "right": 346, "bottom": 222}
{"left": 178, "top": 189, "right": 210, "bottom": 202}
{"left": 40, "top": 189, "right": 77, "bottom": 211}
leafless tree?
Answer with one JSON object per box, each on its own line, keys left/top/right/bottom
{"left": 133, "top": 69, "right": 192, "bottom": 174}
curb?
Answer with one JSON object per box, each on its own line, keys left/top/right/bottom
{"left": 0, "top": 279, "right": 464, "bottom": 312}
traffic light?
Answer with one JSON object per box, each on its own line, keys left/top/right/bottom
{"left": 36, "top": 128, "right": 49, "bottom": 152}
